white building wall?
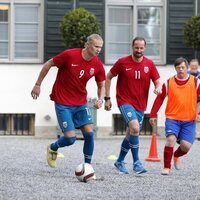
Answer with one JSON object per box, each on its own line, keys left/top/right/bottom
{"left": 0, "top": 64, "right": 175, "bottom": 138}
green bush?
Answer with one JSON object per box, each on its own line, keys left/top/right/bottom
{"left": 60, "top": 8, "right": 101, "bottom": 48}
{"left": 183, "top": 14, "right": 200, "bottom": 51}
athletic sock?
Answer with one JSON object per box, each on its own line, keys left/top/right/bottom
{"left": 164, "top": 146, "right": 173, "bottom": 169}
{"left": 51, "top": 136, "right": 76, "bottom": 151}
{"left": 117, "top": 137, "right": 130, "bottom": 162}
{"left": 83, "top": 132, "right": 94, "bottom": 164}
{"left": 129, "top": 135, "right": 139, "bottom": 163}
{"left": 174, "top": 146, "right": 187, "bottom": 158}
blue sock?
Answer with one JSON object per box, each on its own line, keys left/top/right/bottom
{"left": 117, "top": 137, "right": 130, "bottom": 162}
{"left": 83, "top": 132, "right": 94, "bottom": 164}
{"left": 51, "top": 136, "right": 76, "bottom": 151}
{"left": 129, "top": 135, "right": 139, "bottom": 163}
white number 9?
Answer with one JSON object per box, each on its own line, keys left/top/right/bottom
{"left": 79, "top": 70, "right": 85, "bottom": 78}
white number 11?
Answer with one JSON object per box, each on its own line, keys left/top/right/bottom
{"left": 135, "top": 70, "right": 140, "bottom": 79}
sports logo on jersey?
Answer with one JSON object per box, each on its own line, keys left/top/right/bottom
{"left": 71, "top": 64, "right": 78, "bottom": 67}
{"left": 144, "top": 66, "right": 149, "bottom": 73}
{"left": 62, "top": 121, "right": 68, "bottom": 128}
{"left": 127, "top": 112, "right": 132, "bottom": 118}
{"left": 89, "top": 68, "right": 95, "bottom": 75}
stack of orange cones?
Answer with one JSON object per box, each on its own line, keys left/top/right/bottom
{"left": 145, "top": 133, "right": 161, "bottom": 162}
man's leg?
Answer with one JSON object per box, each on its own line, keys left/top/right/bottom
{"left": 116, "top": 105, "right": 145, "bottom": 174}
{"left": 51, "top": 134, "right": 76, "bottom": 151}
{"left": 47, "top": 103, "right": 76, "bottom": 168}
{"left": 173, "top": 145, "right": 187, "bottom": 170}
{"left": 173, "top": 121, "right": 195, "bottom": 170}
{"left": 114, "top": 132, "right": 130, "bottom": 174}
{"left": 47, "top": 131, "right": 76, "bottom": 168}
{"left": 82, "top": 131, "right": 94, "bottom": 164}
{"left": 116, "top": 129, "right": 130, "bottom": 162}
{"left": 162, "top": 134, "right": 176, "bottom": 175}
{"left": 78, "top": 106, "right": 94, "bottom": 164}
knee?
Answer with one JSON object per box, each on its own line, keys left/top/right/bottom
{"left": 65, "top": 136, "right": 76, "bottom": 146}
{"left": 129, "top": 127, "right": 140, "bottom": 135}
{"left": 180, "top": 143, "right": 191, "bottom": 153}
{"left": 83, "top": 132, "right": 94, "bottom": 140}
{"left": 81, "top": 124, "right": 93, "bottom": 133}
{"left": 128, "top": 122, "right": 140, "bottom": 135}
{"left": 166, "top": 135, "right": 176, "bottom": 147}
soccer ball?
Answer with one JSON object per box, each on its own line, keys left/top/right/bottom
{"left": 75, "top": 163, "right": 96, "bottom": 182}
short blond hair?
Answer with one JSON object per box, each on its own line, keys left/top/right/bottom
{"left": 87, "top": 34, "right": 103, "bottom": 43}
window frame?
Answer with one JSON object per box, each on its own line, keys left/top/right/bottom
{"left": 0, "top": 0, "right": 44, "bottom": 63}
{"left": 105, "top": 0, "right": 166, "bottom": 65}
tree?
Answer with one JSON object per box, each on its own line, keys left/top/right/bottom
{"left": 60, "top": 8, "right": 101, "bottom": 48}
{"left": 183, "top": 14, "right": 200, "bottom": 58}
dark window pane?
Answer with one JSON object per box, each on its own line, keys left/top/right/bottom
{"left": 0, "top": 5, "right": 9, "bottom": 22}
{"left": 0, "top": 114, "right": 7, "bottom": 130}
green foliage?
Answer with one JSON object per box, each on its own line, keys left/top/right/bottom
{"left": 183, "top": 14, "right": 200, "bottom": 51}
{"left": 60, "top": 7, "right": 101, "bottom": 48}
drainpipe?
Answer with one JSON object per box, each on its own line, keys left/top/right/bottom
{"left": 195, "top": 0, "right": 198, "bottom": 15}
{"left": 73, "top": 0, "right": 76, "bottom": 10}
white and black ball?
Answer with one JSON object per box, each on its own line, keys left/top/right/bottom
{"left": 75, "top": 163, "right": 96, "bottom": 182}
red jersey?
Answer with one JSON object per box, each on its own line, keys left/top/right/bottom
{"left": 50, "top": 48, "right": 105, "bottom": 106}
{"left": 110, "top": 55, "right": 160, "bottom": 112}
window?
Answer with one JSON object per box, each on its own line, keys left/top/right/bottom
{"left": 106, "top": 0, "right": 166, "bottom": 65}
{"left": 0, "top": 5, "right": 9, "bottom": 59}
{"left": 0, "top": 1, "right": 43, "bottom": 63}
{"left": 107, "top": 6, "right": 133, "bottom": 62}
{"left": 0, "top": 114, "right": 35, "bottom": 135}
{"left": 15, "top": 5, "right": 39, "bottom": 59}
{"left": 137, "top": 7, "right": 161, "bottom": 61}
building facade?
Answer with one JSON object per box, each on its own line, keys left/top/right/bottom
{"left": 0, "top": 0, "right": 199, "bottom": 137}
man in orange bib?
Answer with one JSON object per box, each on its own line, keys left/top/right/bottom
{"left": 150, "top": 57, "right": 200, "bottom": 175}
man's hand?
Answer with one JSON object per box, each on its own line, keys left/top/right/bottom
{"left": 104, "top": 100, "right": 112, "bottom": 111}
{"left": 149, "top": 118, "right": 157, "bottom": 133}
{"left": 31, "top": 85, "right": 40, "bottom": 99}
{"left": 149, "top": 118, "right": 157, "bottom": 126}
{"left": 154, "top": 86, "right": 162, "bottom": 95}
{"left": 93, "top": 99, "right": 103, "bottom": 109}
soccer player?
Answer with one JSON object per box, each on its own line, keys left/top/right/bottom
{"left": 149, "top": 57, "right": 200, "bottom": 175}
{"left": 31, "top": 34, "right": 106, "bottom": 168}
{"left": 104, "top": 37, "right": 162, "bottom": 174}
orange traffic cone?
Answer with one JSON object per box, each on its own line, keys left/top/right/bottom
{"left": 145, "top": 133, "right": 161, "bottom": 162}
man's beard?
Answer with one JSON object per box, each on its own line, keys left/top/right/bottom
{"left": 134, "top": 52, "right": 143, "bottom": 58}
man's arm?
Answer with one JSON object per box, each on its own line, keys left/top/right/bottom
{"left": 31, "top": 59, "right": 55, "bottom": 99}
{"left": 153, "top": 78, "right": 162, "bottom": 95}
{"left": 149, "top": 83, "right": 166, "bottom": 126}
{"left": 93, "top": 81, "right": 105, "bottom": 109}
{"left": 104, "top": 71, "right": 115, "bottom": 111}
{"left": 97, "top": 81, "right": 105, "bottom": 100}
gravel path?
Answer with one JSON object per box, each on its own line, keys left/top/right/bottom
{"left": 1, "top": 137, "right": 200, "bottom": 200}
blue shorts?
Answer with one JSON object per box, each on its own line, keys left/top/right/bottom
{"left": 165, "top": 118, "right": 196, "bottom": 144}
{"left": 55, "top": 103, "right": 93, "bottom": 132}
{"left": 119, "top": 104, "right": 144, "bottom": 131}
